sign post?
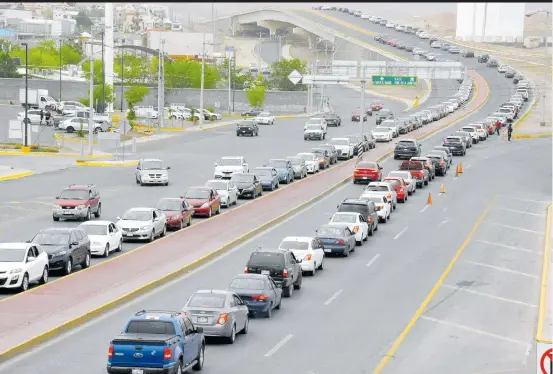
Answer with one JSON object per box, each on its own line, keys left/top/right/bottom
{"left": 288, "top": 69, "right": 303, "bottom": 85}
{"left": 537, "top": 342, "right": 552, "bottom": 374}
{"left": 371, "top": 75, "right": 418, "bottom": 86}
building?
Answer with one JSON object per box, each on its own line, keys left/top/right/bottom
{"left": 143, "top": 30, "right": 214, "bottom": 57}
{"left": 53, "top": 9, "right": 79, "bottom": 22}
{"left": 456, "top": 3, "right": 525, "bottom": 43}
{"left": 14, "top": 18, "right": 76, "bottom": 39}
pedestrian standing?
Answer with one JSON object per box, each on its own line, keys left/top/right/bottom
{"left": 495, "top": 120, "right": 501, "bottom": 136}
{"left": 40, "top": 109, "right": 44, "bottom": 125}
{"left": 507, "top": 123, "right": 513, "bottom": 141}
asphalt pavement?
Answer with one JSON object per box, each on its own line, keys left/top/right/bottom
{"left": 1, "top": 117, "right": 548, "bottom": 374}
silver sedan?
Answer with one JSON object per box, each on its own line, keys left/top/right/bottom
{"left": 182, "top": 290, "right": 249, "bottom": 344}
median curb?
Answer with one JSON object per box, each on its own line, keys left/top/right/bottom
{"left": 0, "top": 71, "right": 490, "bottom": 363}
{"left": 0, "top": 170, "right": 33, "bottom": 182}
{"left": 74, "top": 160, "right": 139, "bottom": 167}
{"left": 0, "top": 150, "right": 113, "bottom": 158}
{"left": 536, "top": 204, "right": 552, "bottom": 344}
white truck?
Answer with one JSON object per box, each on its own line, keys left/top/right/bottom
{"left": 19, "top": 88, "right": 57, "bottom": 110}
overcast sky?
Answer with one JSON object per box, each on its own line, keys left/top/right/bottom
{"left": 163, "top": 2, "right": 552, "bottom": 21}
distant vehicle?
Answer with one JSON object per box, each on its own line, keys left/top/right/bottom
{"left": 19, "top": 88, "right": 57, "bottom": 110}
{"left": 0, "top": 243, "right": 49, "bottom": 292}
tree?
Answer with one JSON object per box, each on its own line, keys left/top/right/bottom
{"left": 124, "top": 85, "right": 150, "bottom": 119}
{"left": 114, "top": 53, "right": 151, "bottom": 85}
{"left": 246, "top": 74, "right": 266, "bottom": 108}
{"left": 78, "top": 84, "right": 114, "bottom": 111}
{"left": 0, "top": 51, "right": 20, "bottom": 78}
{"left": 154, "top": 57, "right": 221, "bottom": 89}
{"left": 82, "top": 59, "right": 103, "bottom": 85}
{"left": 221, "top": 57, "right": 252, "bottom": 90}
{"left": 269, "top": 58, "right": 308, "bottom": 91}
{"left": 9, "top": 40, "right": 82, "bottom": 70}
{"left": 75, "top": 10, "right": 92, "bottom": 30}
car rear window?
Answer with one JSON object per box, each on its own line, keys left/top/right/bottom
{"left": 187, "top": 293, "right": 226, "bottom": 308}
{"left": 279, "top": 241, "right": 309, "bottom": 250}
{"left": 357, "top": 162, "right": 377, "bottom": 169}
{"left": 366, "top": 185, "right": 389, "bottom": 191}
{"left": 446, "top": 137, "right": 462, "bottom": 143}
{"left": 383, "top": 179, "right": 401, "bottom": 187}
{"left": 248, "top": 252, "right": 284, "bottom": 267}
{"left": 126, "top": 320, "right": 176, "bottom": 335}
{"left": 229, "top": 278, "right": 265, "bottom": 290}
{"left": 337, "top": 203, "right": 368, "bottom": 215}
{"left": 399, "top": 162, "right": 423, "bottom": 170}
{"left": 331, "top": 214, "right": 357, "bottom": 223}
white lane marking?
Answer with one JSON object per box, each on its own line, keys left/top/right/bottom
{"left": 420, "top": 205, "right": 430, "bottom": 213}
{"left": 420, "top": 316, "right": 531, "bottom": 346}
{"left": 438, "top": 219, "right": 449, "bottom": 227}
{"left": 475, "top": 240, "right": 539, "bottom": 254}
{"left": 324, "top": 289, "right": 344, "bottom": 306}
{"left": 496, "top": 207, "right": 546, "bottom": 217}
{"left": 453, "top": 177, "right": 458, "bottom": 181}
{"left": 264, "top": 334, "right": 294, "bottom": 357}
{"left": 365, "top": 254, "right": 380, "bottom": 268}
{"left": 464, "top": 260, "right": 539, "bottom": 279}
{"left": 482, "top": 221, "right": 544, "bottom": 235}
{"left": 441, "top": 284, "right": 537, "bottom": 307}
{"left": 482, "top": 156, "right": 489, "bottom": 160}
{"left": 465, "top": 164, "right": 472, "bottom": 169}
{"left": 498, "top": 196, "right": 551, "bottom": 204}
{"left": 393, "top": 227, "right": 408, "bottom": 240}
{"left": 442, "top": 207, "right": 448, "bottom": 212}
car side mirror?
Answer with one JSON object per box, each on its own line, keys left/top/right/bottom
{"left": 71, "top": 241, "right": 79, "bottom": 246}
{"left": 27, "top": 256, "right": 35, "bottom": 262}
{"left": 275, "top": 283, "right": 282, "bottom": 288}
{"left": 196, "top": 327, "right": 204, "bottom": 334}
{"left": 166, "top": 166, "right": 170, "bottom": 170}
{"left": 116, "top": 216, "right": 121, "bottom": 221}
{"left": 136, "top": 167, "right": 141, "bottom": 170}
{"left": 25, "top": 239, "right": 31, "bottom": 243}
{"left": 214, "top": 162, "right": 218, "bottom": 166}
{"left": 55, "top": 196, "right": 59, "bottom": 199}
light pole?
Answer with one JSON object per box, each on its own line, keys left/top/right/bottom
{"left": 227, "top": 47, "right": 233, "bottom": 115}
{"left": 21, "top": 42, "right": 28, "bottom": 147}
{"left": 88, "top": 41, "right": 94, "bottom": 155}
{"left": 199, "top": 33, "right": 206, "bottom": 128}
{"left": 525, "top": 9, "right": 551, "bottom": 127}
{"left": 59, "top": 37, "right": 62, "bottom": 103}
{"left": 100, "top": 28, "right": 105, "bottom": 114}
{"left": 359, "top": 80, "right": 366, "bottom": 138}
{"left": 120, "top": 42, "right": 124, "bottom": 112}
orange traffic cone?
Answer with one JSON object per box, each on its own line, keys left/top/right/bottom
{"left": 455, "top": 165, "right": 460, "bottom": 177}
{"left": 427, "top": 192, "right": 433, "bottom": 205}
{"left": 458, "top": 162, "right": 463, "bottom": 173}
{"left": 440, "top": 184, "right": 446, "bottom": 194}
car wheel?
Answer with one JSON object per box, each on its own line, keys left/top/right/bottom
{"left": 116, "top": 239, "right": 123, "bottom": 252}
{"left": 139, "top": 177, "right": 144, "bottom": 186}
{"left": 368, "top": 224, "right": 374, "bottom": 236}
{"left": 318, "top": 258, "right": 324, "bottom": 270}
{"left": 20, "top": 273, "right": 29, "bottom": 292}
{"left": 160, "top": 225, "right": 167, "bottom": 237}
{"left": 227, "top": 324, "right": 236, "bottom": 344}
{"left": 64, "top": 258, "right": 73, "bottom": 275}
{"left": 283, "top": 284, "right": 293, "bottom": 297}
{"left": 149, "top": 230, "right": 155, "bottom": 242}
{"left": 266, "top": 304, "right": 273, "bottom": 318}
{"left": 241, "top": 315, "right": 249, "bottom": 334}
{"left": 136, "top": 177, "right": 140, "bottom": 184}
{"left": 226, "top": 198, "right": 230, "bottom": 207}
{"left": 39, "top": 267, "right": 48, "bottom": 285}
{"left": 95, "top": 204, "right": 101, "bottom": 218}
{"left": 53, "top": 216, "right": 60, "bottom": 221}
{"left": 103, "top": 244, "right": 110, "bottom": 258}
{"left": 82, "top": 252, "right": 91, "bottom": 268}
{"left": 294, "top": 273, "right": 302, "bottom": 289}
{"left": 424, "top": 179, "right": 429, "bottom": 186}
{"left": 85, "top": 209, "right": 91, "bottom": 221}
{"left": 382, "top": 215, "right": 387, "bottom": 224}
{"left": 192, "top": 345, "right": 204, "bottom": 371}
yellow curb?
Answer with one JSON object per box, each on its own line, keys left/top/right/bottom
{"left": 0, "top": 171, "right": 33, "bottom": 182}
{"left": 536, "top": 204, "right": 552, "bottom": 343}
{"left": 0, "top": 151, "right": 113, "bottom": 158}
{"left": 74, "top": 160, "right": 139, "bottom": 167}
{"left": 54, "top": 133, "right": 99, "bottom": 145}
{"left": 514, "top": 100, "right": 538, "bottom": 130}
{"left": 0, "top": 71, "right": 485, "bottom": 360}
{"left": 21, "top": 146, "right": 31, "bottom": 153}
{"left": 512, "top": 132, "right": 552, "bottom": 139}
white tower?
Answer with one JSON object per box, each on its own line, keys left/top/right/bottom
{"left": 104, "top": 3, "right": 114, "bottom": 112}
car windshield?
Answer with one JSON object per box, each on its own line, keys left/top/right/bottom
{"left": 331, "top": 214, "right": 357, "bottom": 223}
{"left": 462, "top": 127, "right": 475, "bottom": 132}
{"left": 307, "top": 119, "right": 322, "bottom": 125}
{"left": 239, "top": 123, "right": 253, "bottom": 128}
{"left": 306, "top": 124, "right": 321, "bottom": 130}
{"left": 218, "top": 158, "right": 242, "bottom": 166}
{"left": 141, "top": 160, "right": 164, "bottom": 170}
{"left": 279, "top": 240, "right": 309, "bottom": 250}
{"left": 248, "top": 252, "right": 284, "bottom": 267}
{"left": 268, "top": 160, "right": 287, "bottom": 168}
{"left": 32, "top": 232, "right": 69, "bottom": 245}
{"left": 330, "top": 139, "right": 348, "bottom": 146}
{"left": 122, "top": 210, "right": 152, "bottom": 221}
{"left": 358, "top": 162, "right": 378, "bottom": 169}
{"left": 205, "top": 181, "right": 228, "bottom": 191}
{"left": 254, "top": 169, "right": 272, "bottom": 177}
{"left": 155, "top": 199, "right": 182, "bottom": 211}
{"left": 366, "top": 185, "right": 389, "bottom": 192}
{"left": 384, "top": 179, "right": 401, "bottom": 187}
{"left": 287, "top": 158, "right": 302, "bottom": 165}
{"left": 388, "top": 171, "right": 409, "bottom": 179}
{"left": 258, "top": 112, "right": 271, "bottom": 117}
{"left": 361, "top": 196, "right": 384, "bottom": 204}
{"left": 317, "top": 227, "right": 343, "bottom": 236}
{"left": 187, "top": 293, "right": 226, "bottom": 308}
{"left": 229, "top": 278, "right": 265, "bottom": 290}
{"left": 185, "top": 189, "right": 210, "bottom": 199}
{"left": 231, "top": 174, "right": 254, "bottom": 183}
{"left": 126, "top": 320, "right": 176, "bottom": 335}
{"left": 298, "top": 154, "right": 315, "bottom": 161}
{"left": 58, "top": 189, "right": 89, "bottom": 200}
{"left": 80, "top": 224, "right": 108, "bottom": 236}
{"left": 0, "top": 248, "right": 26, "bottom": 262}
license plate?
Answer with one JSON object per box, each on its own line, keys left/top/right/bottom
{"left": 324, "top": 249, "right": 332, "bottom": 253}
{"left": 261, "top": 270, "right": 270, "bottom": 275}
{"left": 132, "top": 370, "right": 144, "bottom": 374}
{"left": 126, "top": 233, "right": 134, "bottom": 237}
{"left": 63, "top": 210, "right": 74, "bottom": 214}
{"left": 197, "top": 317, "right": 208, "bottom": 323}
{"left": 362, "top": 177, "right": 368, "bottom": 179}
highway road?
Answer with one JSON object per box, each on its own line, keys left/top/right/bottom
{"left": 0, "top": 122, "right": 547, "bottom": 374}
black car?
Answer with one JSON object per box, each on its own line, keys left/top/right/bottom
{"left": 513, "top": 74, "right": 524, "bottom": 84}
{"left": 363, "top": 133, "right": 376, "bottom": 150}
{"left": 322, "top": 112, "right": 341, "bottom": 126}
{"left": 373, "top": 34, "right": 382, "bottom": 42}
{"left": 426, "top": 154, "right": 447, "bottom": 176}
{"left": 505, "top": 70, "right": 515, "bottom": 78}
{"left": 404, "top": 45, "right": 415, "bottom": 52}
{"left": 344, "top": 135, "right": 365, "bottom": 155}
{"left": 228, "top": 274, "right": 282, "bottom": 318}
{"left": 30, "top": 227, "right": 91, "bottom": 275}
{"left": 236, "top": 120, "right": 259, "bottom": 137}
{"left": 443, "top": 136, "right": 466, "bottom": 156}
{"left": 316, "top": 144, "right": 339, "bottom": 164}
{"left": 394, "top": 139, "right": 422, "bottom": 159}
{"left": 462, "top": 50, "right": 475, "bottom": 58}
{"left": 336, "top": 199, "right": 378, "bottom": 235}
{"left": 241, "top": 108, "right": 263, "bottom": 116}
{"left": 244, "top": 248, "right": 302, "bottom": 298}
{"left": 477, "top": 54, "right": 490, "bottom": 63}
{"left": 230, "top": 173, "right": 263, "bottom": 198}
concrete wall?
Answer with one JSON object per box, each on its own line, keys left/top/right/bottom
{"left": 0, "top": 78, "right": 312, "bottom": 114}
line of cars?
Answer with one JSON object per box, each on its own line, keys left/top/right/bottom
{"left": 235, "top": 112, "right": 276, "bottom": 136}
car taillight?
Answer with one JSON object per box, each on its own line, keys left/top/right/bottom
{"left": 243, "top": 267, "right": 248, "bottom": 274}
{"left": 440, "top": 161, "right": 445, "bottom": 166}
{"left": 337, "top": 239, "right": 345, "bottom": 244}
{"left": 444, "top": 140, "right": 449, "bottom": 144}
{"left": 163, "top": 347, "right": 172, "bottom": 360}
{"left": 252, "top": 295, "right": 268, "bottom": 300}
{"left": 304, "top": 253, "right": 312, "bottom": 261}
{"left": 108, "top": 345, "right": 114, "bottom": 359}
{"left": 368, "top": 217, "right": 372, "bottom": 223}
{"left": 283, "top": 269, "right": 289, "bottom": 277}
{"left": 387, "top": 193, "right": 392, "bottom": 199}
{"left": 217, "top": 313, "right": 229, "bottom": 325}
{"left": 352, "top": 226, "right": 359, "bottom": 232}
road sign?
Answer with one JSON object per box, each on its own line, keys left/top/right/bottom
{"left": 288, "top": 69, "right": 303, "bottom": 85}
{"left": 372, "top": 75, "right": 418, "bottom": 86}
{"left": 538, "top": 342, "right": 552, "bottom": 374}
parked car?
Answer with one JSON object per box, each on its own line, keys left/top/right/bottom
{"left": 183, "top": 187, "right": 221, "bottom": 217}
{"left": 0, "top": 243, "right": 49, "bottom": 292}
{"left": 228, "top": 274, "right": 282, "bottom": 318}
{"left": 155, "top": 197, "right": 194, "bottom": 229}
{"left": 116, "top": 207, "right": 167, "bottom": 241}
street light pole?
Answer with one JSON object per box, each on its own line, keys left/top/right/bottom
{"left": 199, "top": 33, "right": 206, "bottom": 128}
{"left": 59, "top": 37, "right": 62, "bottom": 102}
{"left": 360, "top": 80, "right": 366, "bottom": 138}
{"left": 227, "top": 47, "right": 232, "bottom": 115}
{"left": 101, "top": 30, "right": 105, "bottom": 113}
{"left": 88, "top": 42, "right": 94, "bottom": 155}
{"left": 22, "top": 42, "right": 28, "bottom": 147}
{"left": 120, "top": 43, "right": 124, "bottom": 112}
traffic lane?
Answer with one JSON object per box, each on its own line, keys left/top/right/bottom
{"left": 373, "top": 138, "right": 551, "bottom": 374}
{"left": 0, "top": 155, "right": 76, "bottom": 174}
{"left": 0, "top": 110, "right": 510, "bottom": 374}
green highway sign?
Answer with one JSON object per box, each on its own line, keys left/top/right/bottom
{"left": 371, "top": 75, "right": 418, "bottom": 86}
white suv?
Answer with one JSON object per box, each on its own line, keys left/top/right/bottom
{"left": 214, "top": 156, "right": 249, "bottom": 179}
{"left": 0, "top": 243, "right": 49, "bottom": 292}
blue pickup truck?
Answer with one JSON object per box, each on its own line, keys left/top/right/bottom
{"left": 107, "top": 310, "right": 205, "bottom": 374}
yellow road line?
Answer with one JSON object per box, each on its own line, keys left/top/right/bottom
{"left": 74, "top": 160, "right": 139, "bottom": 167}
{"left": 0, "top": 171, "right": 33, "bottom": 182}
{"left": 372, "top": 197, "right": 496, "bottom": 374}
{"left": 536, "top": 204, "right": 552, "bottom": 344}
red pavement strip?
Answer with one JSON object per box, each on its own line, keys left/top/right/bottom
{"left": 0, "top": 71, "right": 489, "bottom": 361}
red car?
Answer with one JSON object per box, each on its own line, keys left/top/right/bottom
{"left": 53, "top": 184, "right": 101, "bottom": 221}
{"left": 365, "top": 107, "right": 373, "bottom": 116}
{"left": 383, "top": 177, "right": 408, "bottom": 203}
{"left": 387, "top": 40, "right": 398, "bottom": 47}
{"left": 371, "top": 101, "right": 384, "bottom": 111}
{"left": 155, "top": 197, "right": 194, "bottom": 230}
{"left": 351, "top": 112, "right": 367, "bottom": 122}
{"left": 183, "top": 187, "right": 221, "bottom": 218}
{"left": 353, "top": 161, "right": 383, "bottom": 184}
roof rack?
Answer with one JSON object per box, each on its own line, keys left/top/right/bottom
{"left": 135, "top": 310, "right": 181, "bottom": 317}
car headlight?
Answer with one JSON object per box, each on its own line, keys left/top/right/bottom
{"left": 10, "top": 268, "right": 22, "bottom": 274}
{"left": 140, "top": 225, "right": 151, "bottom": 230}
{"left": 201, "top": 202, "right": 209, "bottom": 208}
{"left": 76, "top": 205, "right": 86, "bottom": 210}
{"left": 53, "top": 205, "right": 61, "bottom": 210}
{"left": 55, "top": 250, "right": 67, "bottom": 256}
{"left": 171, "top": 215, "right": 179, "bottom": 220}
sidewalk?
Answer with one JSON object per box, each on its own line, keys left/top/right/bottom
{"left": 0, "top": 165, "right": 33, "bottom": 181}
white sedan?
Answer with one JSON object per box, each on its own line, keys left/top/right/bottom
{"left": 297, "top": 153, "right": 320, "bottom": 174}
{"left": 278, "top": 236, "right": 325, "bottom": 276}
{"left": 372, "top": 127, "right": 394, "bottom": 142}
{"left": 116, "top": 208, "right": 167, "bottom": 242}
{"left": 0, "top": 243, "right": 49, "bottom": 292}
{"left": 360, "top": 194, "right": 392, "bottom": 223}
{"left": 254, "top": 112, "right": 275, "bottom": 125}
{"left": 205, "top": 179, "right": 239, "bottom": 207}
{"left": 78, "top": 221, "right": 123, "bottom": 257}
{"left": 362, "top": 181, "right": 398, "bottom": 210}
{"left": 328, "top": 212, "right": 369, "bottom": 245}
{"left": 387, "top": 171, "right": 417, "bottom": 195}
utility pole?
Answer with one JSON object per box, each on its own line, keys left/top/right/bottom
{"left": 540, "top": 12, "right": 549, "bottom": 127}
{"left": 227, "top": 47, "right": 232, "bottom": 115}
{"left": 199, "top": 33, "right": 206, "bottom": 128}
{"left": 59, "top": 37, "right": 62, "bottom": 102}
{"left": 120, "top": 43, "right": 124, "bottom": 112}
{"left": 360, "top": 80, "right": 366, "bottom": 138}
{"left": 157, "top": 37, "right": 164, "bottom": 133}
{"left": 101, "top": 29, "right": 105, "bottom": 113}
{"left": 88, "top": 42, "right": 94, "bottom": 155}
{"left": 160, "top": 38, "right": 165, "bottom": 132}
